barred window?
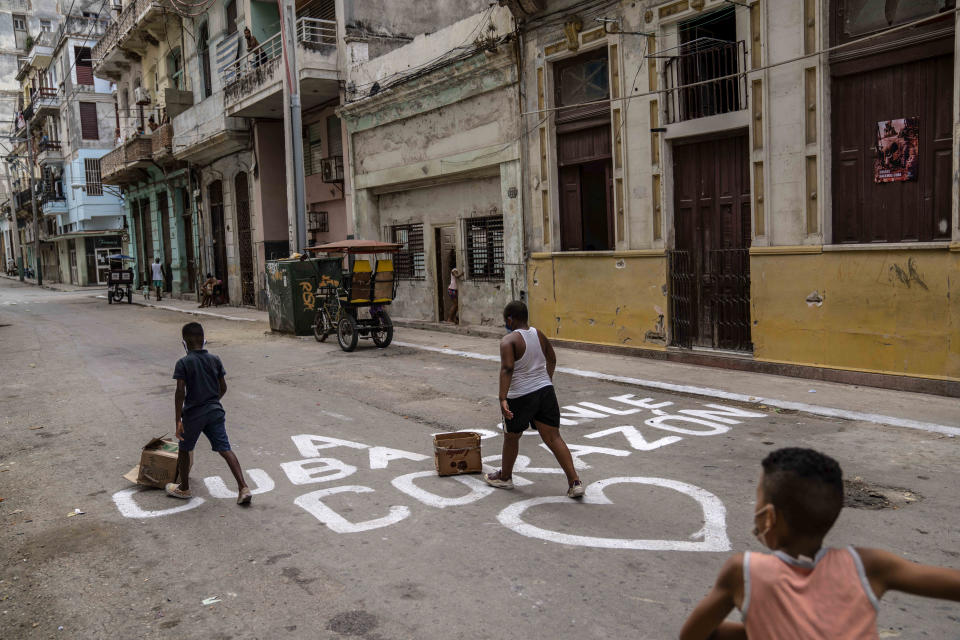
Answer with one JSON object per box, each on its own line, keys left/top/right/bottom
{"left": 390, "top": 223, "right": 424, "bottom": 280}
{"left": 84, "top": 158, "right": 103, "bottom": 196}
{"left": 464, "top": 216, "right": 504, "bottom": 281}
{"left": 307, "top": 209, "right": 328, "bottom": 232}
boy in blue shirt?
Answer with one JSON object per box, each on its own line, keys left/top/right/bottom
{"left": 166, "top": 322, "right": 251, "bottom": 505}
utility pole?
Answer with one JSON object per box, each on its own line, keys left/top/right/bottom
{"left": 2, "top": 157, "right": 24, "bottom": 281}
{"left": 280, "top": 0, "right": 307, "bottom": 252}
{"left": 26, "top": 129, "right": 42, "bottom": 286}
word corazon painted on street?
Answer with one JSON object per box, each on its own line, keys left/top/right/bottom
{"left": 113, "top": 395, "right": 764, "bottom": 552}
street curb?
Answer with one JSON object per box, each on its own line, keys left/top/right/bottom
{"left": 393, "top": 340, "right": 960, "bottom": 437}
{"left": 392, "top": 318, "right": 505, "bottom": 340}
{"left": 96, "top": 294, "right": 264, "bottom": 323}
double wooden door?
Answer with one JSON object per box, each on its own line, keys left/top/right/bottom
{"left": 670, "top": 132, "right": 752, "bottom": 351}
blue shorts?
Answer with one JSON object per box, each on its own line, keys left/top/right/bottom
{"left": 179, "top": 409, "right": 231, "bottom": 452}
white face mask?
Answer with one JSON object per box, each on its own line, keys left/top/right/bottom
{"left": 182, "top": 339, "right": 207, "bottom": 353}
{"left": 752, "top": 504, "right": 773, "bottom": 548}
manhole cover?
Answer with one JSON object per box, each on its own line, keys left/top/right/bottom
{"left": 844, "top": 477, "right": 922, "bottom": 510}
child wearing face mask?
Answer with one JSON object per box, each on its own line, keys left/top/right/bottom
{"left": 680, "top": 447, "right": 960, "bottom": 640}
{"left": 166, "top": 322, "right": 251, "bottom": 505}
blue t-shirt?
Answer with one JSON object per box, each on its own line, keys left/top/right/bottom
{"left": 173, "top": 350, "right": 225, "bottom": 422}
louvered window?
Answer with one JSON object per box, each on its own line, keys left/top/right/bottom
{"left": 79, "top": 102, "right": 99, "bottom": 140}
{"left": 326, "top": 116, "right": 342, "bottom": 157}
{"left": 304, "top": 122, "right": 323, "bottom": 176}
{"left": 75, "top": 47, "right": 94, "bottom": 86}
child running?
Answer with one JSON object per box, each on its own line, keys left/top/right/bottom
{"left": 166, "top": 322, "right": 251, "bottom": 505}
{"left": 680, "top": 447, "right": 960, "bottom": 639}
{"left": 484, "top": 300, "right": 583, "bottom": 498}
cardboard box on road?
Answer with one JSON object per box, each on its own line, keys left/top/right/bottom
{"left": 434, "top": 432, "right": 482, "bottom": 476}
{"left": 123, "top": 437, "right": 180, "bottom": 488}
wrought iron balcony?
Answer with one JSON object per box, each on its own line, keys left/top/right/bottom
{"left": 93, "top": 0, "right": 168, "bottom": 79}
{"left": 29, "top": 87, "right": 60, "bottom": 118}
{"left": 36, "top": 139, "right": 63, "bottom": 165}
{"left": 662, "top": 38, "right": 747, "bottom": 124}
{"left": 223, "top": 32, "right": 283, "bottom": 105}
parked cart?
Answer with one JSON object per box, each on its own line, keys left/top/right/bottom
{"left": 305, "top": 239, "right": 401, "bottom": 352}
{"left": 106, "top": 254, "right": 135, "bottom": 304}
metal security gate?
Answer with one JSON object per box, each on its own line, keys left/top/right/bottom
{"left": 208, "top": 180, "right": 229, "bottom": 303}
{"left": 670, "top": 132, "right": 752, "bottom": 352}
{"left": 235, "top": 172, "right": 255, "bottom": 306}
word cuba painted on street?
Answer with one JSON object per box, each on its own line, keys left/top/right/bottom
{"left": 112, "top": 394, "right": 764, "bottom": 552}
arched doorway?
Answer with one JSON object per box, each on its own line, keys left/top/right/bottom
{"left": 208, "top": 180, "right": 228, "bottom": 303}
{"left": 235, "top": 171, "right": 254, "bottom": 306}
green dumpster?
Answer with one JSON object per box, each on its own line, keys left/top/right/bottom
{"left": 266, "top": 257, "right": 343, "bottom": 335}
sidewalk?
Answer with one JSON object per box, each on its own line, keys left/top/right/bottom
{"left": 85, "top": 292, "right": 959, "bottom": 433}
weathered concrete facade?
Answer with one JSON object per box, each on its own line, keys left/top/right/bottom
{"left": 342, "top": 7, "right": 524, "bottom": 326}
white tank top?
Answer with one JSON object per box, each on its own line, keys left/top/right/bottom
{"left": 507, "top": 327, "right": 553, "bottom": 398}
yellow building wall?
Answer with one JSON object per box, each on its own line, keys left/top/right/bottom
{"left": 527, "top": 252, "right": 669, "bottom": 349}
{"left": 751, "top": 247, "right": 960, "bottom": 380}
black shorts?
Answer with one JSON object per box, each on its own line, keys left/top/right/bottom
{"left": 504, "top": 385, "right": 560, "bottom": 433}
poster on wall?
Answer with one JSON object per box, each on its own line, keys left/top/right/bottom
{"left": 874, "top": 117, "right": 919, "bottom": 183}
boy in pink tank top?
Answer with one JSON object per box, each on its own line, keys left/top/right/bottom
{"left": 680, "top": 448, "right": 960, "bottom": 639}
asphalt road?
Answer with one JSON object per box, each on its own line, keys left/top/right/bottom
{"left": 1, "top": 279, "right": 958, "bottom": 639}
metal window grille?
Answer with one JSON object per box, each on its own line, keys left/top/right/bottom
{"left": 307, "top": 210, "right": 328, "bottom": 233}
{"left": 464, "top": 216, "right": 504, "bottom": 282}
{"left": 84, "top": 158, "right": 102, "bottom": 196}
{"left": 662, "top": 38, "right": 746, "bottom": 124}
{"left": 390, "top": 223, "right": 424, "bottom": 280}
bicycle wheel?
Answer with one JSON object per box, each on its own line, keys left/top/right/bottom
{"left": 337, "top": 314, "right": 358, "bottom": 352}
{"left": 314, "top": 309, "right": 330, "bottom": 342}
{"left": 371, "top": 310, "right": 393, "bottom": 348}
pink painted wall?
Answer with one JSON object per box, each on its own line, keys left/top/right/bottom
{"left": 254, "top": 121, "right": 289, "bottom": 243}
{"left": 304, "top": 106, "right": 348, "bottom": 243}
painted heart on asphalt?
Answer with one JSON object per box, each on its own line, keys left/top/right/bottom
{"left": 496, "top": 476, "right": 731, "bottom": 552}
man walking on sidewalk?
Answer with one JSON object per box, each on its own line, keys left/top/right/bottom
{"left": 151, "top": 257, "right": 164, "bottom": 301}
{"left": 484, "top": 300, "right": 584, "bottom": 498}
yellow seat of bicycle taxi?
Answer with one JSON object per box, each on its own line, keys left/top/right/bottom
{"left": 373, "top": 259, "right": 394, "bottom": 303}
{"left": 349, "top": 259, "right": 372, "bottom": 303}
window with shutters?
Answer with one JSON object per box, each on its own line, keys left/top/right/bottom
{"left": 84, "top": 158, "right": 103, "bottom": 196}
{"left": 326, "top": 115, "right": 343, "bottom": 157}
{"left": 199, "top": 24, "right": 213, "bottom": 99}
{"left": 40, "top": 19, "right": 51, "bottom": 32}
{"left": 167, "top": 48, "right": 184, "bottom": 90}
{"left": 75, "top": 47, "right": 93, "bottom": 86}
{"left": 79, "top": 102, "right": 99, "bottom": 140}
{"left": 303, "top": 122, "right": 323, "bottom": 175}
{"left": 390, "top": 223, "right": 425, "bottom": 280}
{"left": 225, "top": 0, "right": 237, "bottom": 35}
{"left": 13, "top": 14, "right": 27, "bottom": 49}
{"left": 464, "top": 216, "right": 504, "bottom": 281}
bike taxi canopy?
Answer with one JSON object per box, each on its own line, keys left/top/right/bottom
{"left": 305, "top": 240, "right": 402, "bottom": 255}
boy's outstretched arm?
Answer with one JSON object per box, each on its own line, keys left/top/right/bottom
{"left": 858, "top": 547, "right": 960, "bottom": 601}
{"left": 679, "top": 554, "right": 746, "bottom": 640}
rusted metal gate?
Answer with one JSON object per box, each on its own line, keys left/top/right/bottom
{"left": 235, "top": 172, "right": 255, "bottom": 306}
{"left": 669, "top": 132, "right": 752, "bottom": 352}
{"left": 208, "top": 180, "right": 229, "bottom": 303}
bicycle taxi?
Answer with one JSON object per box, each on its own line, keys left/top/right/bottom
{"left": 106, "top": 254, "right": 135, "bottom": 304}
{"left": 304, "top": 239, "right": 401, "bottom": 352}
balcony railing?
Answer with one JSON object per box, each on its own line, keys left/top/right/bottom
{"left": 223, "top": 17, "right": 336, "bottom": 104}
{"left": 223, "top": 32, "right": 283, "bottom": 103}
{"left": 92, "top": 0, "right": 165, "bottom": 65}
{"left": 662, "top": 38, "right": 747, "bottom": 124}
{"left": 152, "top": 121, "right": 175, "bottom": 164}
{"left": 102, "top": 135, "right": 153, "bottom": 184}
{"left": 63, "top": 15, "right": 111, "bottom": 38}
{"left": 29, "top": 87, "right": 60, "bottom": 115}
{"left": 297, "top": 17, "right": 337, "bottom": 50}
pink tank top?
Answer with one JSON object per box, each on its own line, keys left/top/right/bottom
{"left": 742, "top": 547, "right": 880, "bottom": 640}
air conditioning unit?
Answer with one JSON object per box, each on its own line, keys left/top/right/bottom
{"left": 320, "top": 155, "right": 344, "bottom": 183}
{"left": 134, "top": 87, "right": 151, "bottom": 105}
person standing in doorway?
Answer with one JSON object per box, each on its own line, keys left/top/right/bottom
{"left": 446, "top": 261, "right": 461, "bottom": 323}
{"left": 151, "top": 257, "right": 164, "bottom": 301}
{"left": 484, "top": 300, "right": 584, "bottom": 498}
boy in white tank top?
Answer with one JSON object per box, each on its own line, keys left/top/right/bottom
{"left": 484, "top": 301, "right": 584, "bottom": 498}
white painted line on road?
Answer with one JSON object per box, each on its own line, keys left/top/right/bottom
{"left": 392, "top": 341, "right": 960, "bottom": 437}
{"left": 95, "top": 295, "right": 259, "bottom": 322}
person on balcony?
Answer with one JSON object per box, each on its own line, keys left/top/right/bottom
{"left": 244, "top": 27, "right": 266, "bottom": 69}
{"left": 148, "top": 114, "right": 159, "bottom": 132}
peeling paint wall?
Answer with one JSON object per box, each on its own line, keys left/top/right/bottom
{"left": 528, "top": 253, "right": 669, "bottom": 349}
{"left": 751, "top": 249, "right": 960, "bottom": 379}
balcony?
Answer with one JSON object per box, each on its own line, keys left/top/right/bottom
{"left": 662, "top": 38, "right": 747, "bottom": 125}
{"left": 93, "top": 0, "right": 171, "bottom": 81}
{"left": 62, "top": 15, "right": 111, "bottom": 39}
{"left": 40, "top": 187, "right": 67, "bottom": 217}
{"left": 223, "top": 17, "right": 338, "bottom": 118}
{"left": 101, "top": 135, "right": 154, "bottom": 185}
{"left": 29, "top": 87, "right": 60, "bottom": 119}
{"left": 171, "top": 92, "right": 247, "bottom": 164}
{"left": 151, "top": 121, "right": 178, "bottom": 167}
{"left": 36, "top": 140, "right": 63, "bottom": 165}
{"left": 26, "top": 31, "right": 57, "bottom": 68}
{"left": 14, "top": 187, "right": 33, "bottom": 214}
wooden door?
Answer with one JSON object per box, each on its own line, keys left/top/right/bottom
{"left": 208, "top": 180, "right": 229, "bottom": 303}
{"left": 235, "top": 172, "right": 254, "bottom": 306}
{"left": 138, "top": 198, "right": 153, "bottom": 286}
{"left": 180, "top": 188, "right": 197, "bottom": 291}
{"left": 158, "top": 191, "right": 172, "bottom": 292}
{"left": 671, "top": 132, "right": 751, "bottom": 351}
